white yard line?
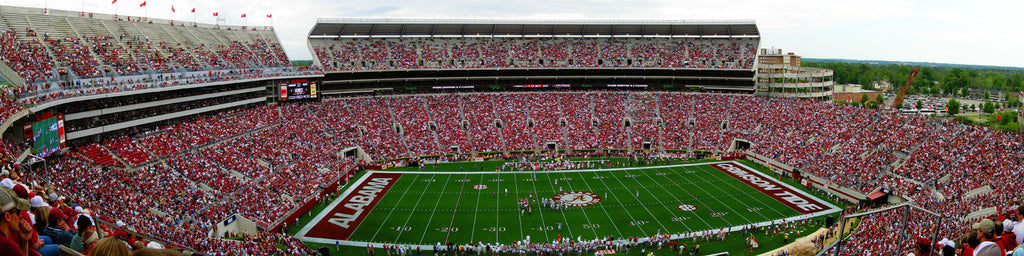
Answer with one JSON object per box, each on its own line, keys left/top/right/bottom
{"left": 512, "top": 172, "right": 525, "bottom": 241}
{"left": 365, "top": 173, "right": 425, "bottom": 241}
{"left": 470, "top": 173, "right": 483, "bottom": 243}
{"left": 562, "top": 172, "right": 600, "bottom": 239}
{"left": 443, "top": 174, "right": 470, "bottom": 243}
{"left": 542, "top": 172, "right": 575, "bottom": 239}
{"left": 590, "top": 168, "right": 646, "bottom": 235}
{"left": 634, "top": 168, "right": 711, "bottom": 230}
{"left": 387, "top": 174, "right": 438, "bottom": 243}
{"left": 658, "top": 166, "right": 743, "bottom": 227}
{"left": 606, "top": 167, "right": 672, "bottom": 233}
{"left": 416, "top": 174, "right": 454, "bottom": 244}
{"left": 298, "top": 162, "right": 842, "bottom": 249}
{"left": 573, "top": 171, "right": 625, "bottom": 238}
{"left": 528, "top": 172, "right": 552, "bottom": 241}
{"left": 684, "top": 165, "right": 783, "bottom": 220}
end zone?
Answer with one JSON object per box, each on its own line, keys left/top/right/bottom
{"left": 710, "top": 162, "right": 837, "bottom": 215}
{"left": 297, "top": 172, "right": 402, "bottom": 242}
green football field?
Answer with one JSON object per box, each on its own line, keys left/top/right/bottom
{"left": 296, "top": 161, "right": 839, "bottom": 251}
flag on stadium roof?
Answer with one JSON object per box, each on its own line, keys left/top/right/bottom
{"left": 241, "top": 13, "right": 247, "bottom": 18}
{"left": 171, "top": 5, "right": 175, "bottom": 12}
{"left": 139, "top": 1, "right": 146, "bottom": 7}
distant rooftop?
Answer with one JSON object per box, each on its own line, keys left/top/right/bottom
{"left": 835, "top": 84, "right": 877, "bottom": 93}
{"left": 309, "top": 17, "right": 759, "bottom": 37}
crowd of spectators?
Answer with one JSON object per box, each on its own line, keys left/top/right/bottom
{"left": 88, "top": 35, "right": 142, "bottom": 75}
{"left": 101, "top": 137, "right": 156, "bottom": 166}
{"left": 0, "top": 14, "right": 306, "bottom": 110}
{"left": 528, "top": 93, "right": 567, "bottom": 148}
{"left": 387, "top": 96, "right": 440, "bottom": 156}
{"left": 0, "top": 29, "right": 54, "bottom": 82}
{"left": 0, "top": 91, "right": 1021, "bottom": 255}
{"left": 494, "top": 93, "right": 536, "bottom": 151}
{"left": 312, "top": 37, "right": 758, "bottom": 71}
{"left": 424, "top": 94, "right": 472, "bottom": 154}
{"left": 44, "top": 37, "right": 102, "bottom": 78}
{"left": 462, "top": 94, "right": 505, "bottom": 153}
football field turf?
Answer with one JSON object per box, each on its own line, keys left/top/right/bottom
{"left": 296, "top": 161, "right": 839, "bottom": 248}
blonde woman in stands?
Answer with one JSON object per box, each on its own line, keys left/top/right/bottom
{"left": 92, "top": 237, "right": 129, "bottom": 256}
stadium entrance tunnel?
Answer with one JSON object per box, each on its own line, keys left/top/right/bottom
{"left": 729, "top": 139, "right": 753, "bottom": 152}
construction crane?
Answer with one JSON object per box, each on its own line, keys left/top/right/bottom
{"left": 890, "top": 67, "right": 920, "bottom": 109}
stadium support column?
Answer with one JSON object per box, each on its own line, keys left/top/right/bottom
{"left": 895, "top": 205, "right": 912, "bottom": 255}
{"left": 833, "top": 217, "right": 848, "bottom": 256}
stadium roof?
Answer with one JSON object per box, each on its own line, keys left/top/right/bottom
{"left": 309, "top": 18, "right": 759, "bottom": 37}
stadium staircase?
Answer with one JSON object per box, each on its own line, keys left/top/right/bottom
{"left": 654, "top": 94, "right": 666, "bottom": 154}
{"left": 455, "top": 95, "right": 475, "bottom": 155}
{"left": 78, "top": 144, "right": 123, "bottom": 167}
{"left": 25, "top": 14, "right": 90, "bottom": 80}
{"left": 586, "top": 94, "right": 599, "bottom": 151}
{"left": 556, "top": 95, "right": 572, "bottom": 153}
{"left": 687, "top": 95, "right": 697, "bottom": 155}
{"left": 526, "top": 106, "right": 541, "bottom": 154}
{"left": 98, "top": 144, "right": 132, "bottom": 167}
{"left": 718, "top": 96, "right": 736, "bottom": 152}
{"left": 625, "top": 92, "right": 661, "bottom": 152}
{"left": 382, "top": 98, "right": 415, "bottom": 157}
{"left": 426, "top": 99, "right": 445, "bottom": 155}
{"left": 417, "top": 97, "right": 446, "bottom": 155}
{"left": 489, "top": 95, "right": 510, "bottom": 155}
{"left": 622, "top": 95, "right": 636, "bottom": 152}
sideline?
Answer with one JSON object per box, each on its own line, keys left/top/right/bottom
{"left": 371, "top": 161, "right": 720, "bottom": 175}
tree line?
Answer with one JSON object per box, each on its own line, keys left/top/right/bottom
{"left": 802, "top": 62, "right": 1024, "bottom": 97}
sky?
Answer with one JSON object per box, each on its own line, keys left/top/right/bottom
{"left": 3, "top": 0, "right": 1022, "bottom": 67}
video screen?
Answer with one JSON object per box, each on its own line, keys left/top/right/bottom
{"left": 280, "top": 79, "right": 318, "bottom": 100}
{"left": 31, "top": 115, "right": 66, "bottom": 158}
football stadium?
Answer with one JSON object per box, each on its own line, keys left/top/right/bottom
{"left": 0, "top": 3, "right": 1019, "bottom": 256}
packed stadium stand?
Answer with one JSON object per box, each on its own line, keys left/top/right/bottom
{"left": 0, "top": 11, "right": 1020, "bottom": 256}
{"left": 310, "top": 37, "right": 758, "bottom": 70}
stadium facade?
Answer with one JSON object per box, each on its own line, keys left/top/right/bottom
{"left": 754, "top": 48, "right": 835, "bottom": 101}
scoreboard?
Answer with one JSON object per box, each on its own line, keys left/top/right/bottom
{"left": 280, "top": 79, "right": 319, "bottom": 100}
{"left": 25, "top": 115, "right": 66, "bottom": 158}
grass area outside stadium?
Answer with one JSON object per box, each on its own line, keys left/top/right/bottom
{"left": 287, "top": 158, "right": 853, "bottom": 256}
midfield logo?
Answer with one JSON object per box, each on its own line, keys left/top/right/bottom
{"left": 552, "top": 191, "right": 602, "bottom": 207}
{"left": 677, "top": 204, "right": 697, "bottom": 211}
